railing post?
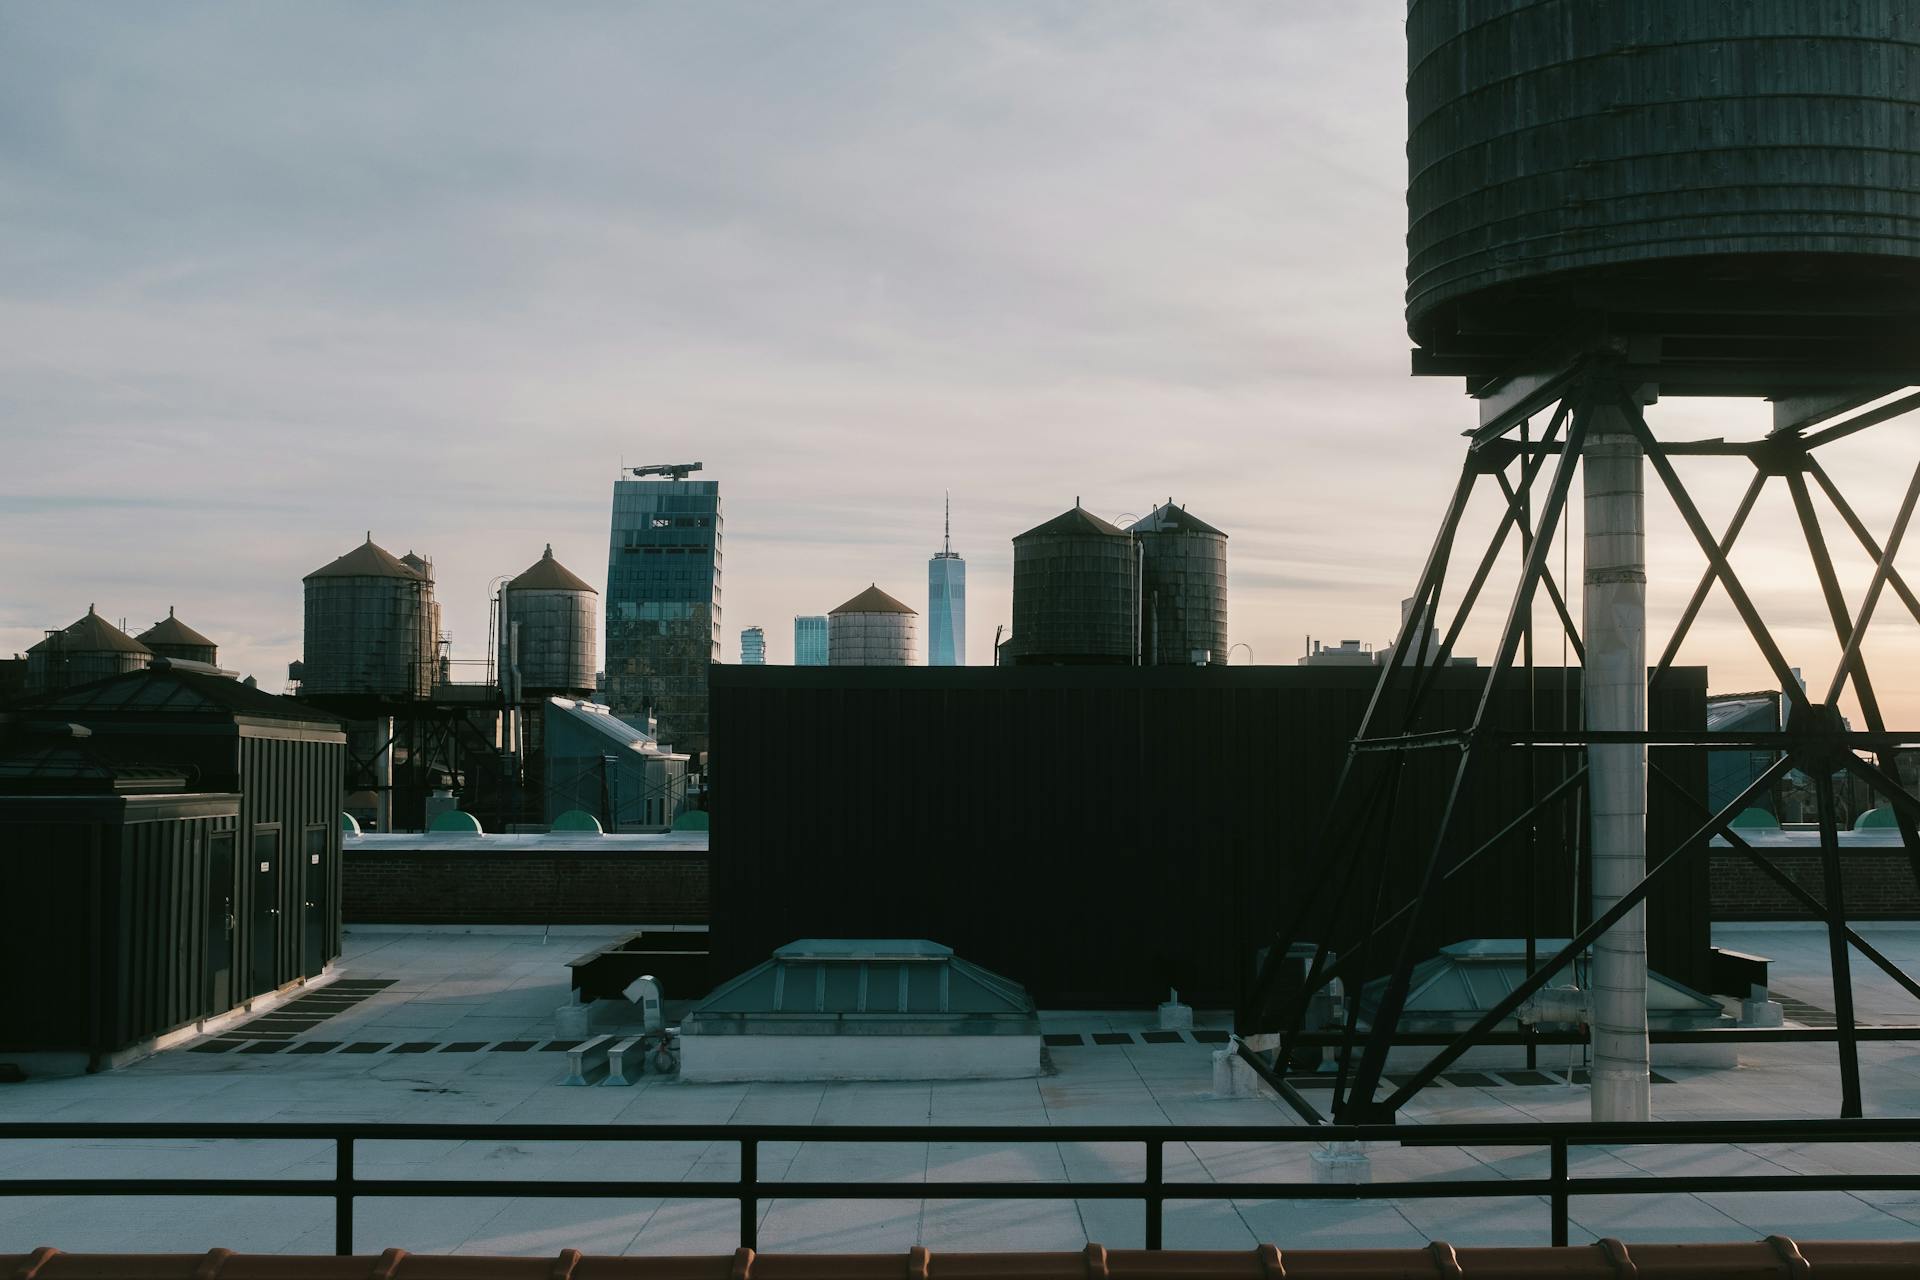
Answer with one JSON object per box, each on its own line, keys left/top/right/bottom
{"left": 740, "top": 1138, "right": 758, "bottom": 1251}
{"left": 1145, "top": 1138, "right": 1164, "bottom": 1251}
{"left": 1550, "top": 1136, "right": 1568, "bottom": 1248}
{"left": 335, "top": 1136, "right": 354, "bottom": 1256}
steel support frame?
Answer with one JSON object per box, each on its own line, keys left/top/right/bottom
{"left": 1243, "top": 355, "right": 1920, "bottom": 1123}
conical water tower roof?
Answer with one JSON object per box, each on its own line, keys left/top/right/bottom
{"left": 137, "top": 607, "right": 216, "bottom": 649}
{"left": 507, "top": 544, "right": 596, "bottom": 593}
{"left": 1127, "top": 502, "right": 1226, "bottom": 538}
{"left": 305, "top": 535, "right": 423, "bottom": 581}
{"left": 30, "top": 606, "right": 151, "bottom": 655}
{"left": 831, "top": 584, "right": 916, "bottom": 616}
{"left": 1016, "top": 505, "right": 1127, "bottom": 540}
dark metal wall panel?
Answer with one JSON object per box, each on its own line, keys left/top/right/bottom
{"left": 710, "top": 665, "right": 1710, "bottom": 1007}
{"left": 237, "top": 731, "right": 346, "bottom": 995}
{"left": 0, "top": 797, "right": 240, "bottom": 1055}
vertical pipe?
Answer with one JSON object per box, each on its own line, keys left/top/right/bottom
{"left": 1815, "top": 763, "right": 1864, "bottom": 1117}
{"left": 1522, "top": 416, "right": 1538, "bottom": 1071}
{"left": 1584, "top": 403, "right": 1651, "bottom": 1123}
{"left": 375, "top": 716, "right": 395, "bottom": 836}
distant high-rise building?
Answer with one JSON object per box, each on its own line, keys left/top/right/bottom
{"left": 740, "top": 626, "right": 766, "bottom": 665}
{"left": 604, "top": 466, "right": 721, "bottom": 760}
{"left": 793, "top": 615, "right": 828, "bottom": 666}
{"left": 928, "top": 493, "right": 966, "bottom": 666}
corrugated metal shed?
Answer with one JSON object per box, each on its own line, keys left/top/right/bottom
{"left": 0, "top": 724, "right": 244, "bottom": 1060}
{"left": 8, "top": 666, "right": 347, "bottom": 1001}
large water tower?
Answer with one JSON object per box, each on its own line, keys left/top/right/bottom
{"left": 1250, "top": 2, "right": 1920, "bottom": 1127}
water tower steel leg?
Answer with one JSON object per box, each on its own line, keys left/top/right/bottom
{"left": 1814, "top": 763, "right": 1863, "bottom": 1117}
{"left": 1583, "top": 404, "right": 1652, "bottom": 1123}
{"left": 1244, "top": 364, "right": 1920, "bottom": 1124}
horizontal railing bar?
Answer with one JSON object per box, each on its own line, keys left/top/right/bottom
{"left": 7, "top": 1120, "right": 1920, "bottom": 1144}
{"left": 13, "top": 1174, "right": 1920, "bottom": 1201}
{"left": 1282, "top": 1026, "right": 1920, "bottom": 1046}
{"left": 1354, "top": 730, "right": 1920, "bottom": 750}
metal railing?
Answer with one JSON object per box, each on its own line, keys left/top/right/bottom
{"left": 7, "top": 1119, "right": 1920, "bottom": 1254}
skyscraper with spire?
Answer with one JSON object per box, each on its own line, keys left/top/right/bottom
{"left": 927, "top": 493, "right": 966, "bottom": 666}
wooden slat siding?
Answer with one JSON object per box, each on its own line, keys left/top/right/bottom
{"left": 708, "top": 665, "right": 1712, "bottom": 1008}
{"left": 1405, "top": 1, "right": 1920, "bottom": 343}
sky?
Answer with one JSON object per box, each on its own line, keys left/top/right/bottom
{"left": 5, "top": 3, "right": 1920, "bottom": 724}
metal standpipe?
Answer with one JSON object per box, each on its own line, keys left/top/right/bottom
{"left": 1583, "top": 403, "right": 1651, "bottom": 1122}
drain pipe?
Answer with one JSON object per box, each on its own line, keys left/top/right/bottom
{"left": 1584, "top": 402, "right": 1651, "bottom": 1122}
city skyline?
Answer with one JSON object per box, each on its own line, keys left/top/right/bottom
{"left": 3, "top": 5, "right": 1919, "bottom": 718}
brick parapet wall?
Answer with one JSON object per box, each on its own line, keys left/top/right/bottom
{"left": 344, "top": 851, "right": 709, "bottom": 924}
{"left": 1711, "top": 850, "right": 1920, "bottom": 919}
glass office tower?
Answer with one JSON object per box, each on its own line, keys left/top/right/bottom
{"left": 605, "top": 474, "right": 721, "bottom": 760}
{"left": 740, "top": 626, "right": 766, "bottom": 665}
{"left": 928, "top": 495, "right": 966, "bottom": 666}
{"left": 793, "top": 615, "right": 828, "bottom": 666}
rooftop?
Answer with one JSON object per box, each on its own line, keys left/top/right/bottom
{"left": 3, "top": 922, "right": 1919, "bottom": 1254}
{"left": 11, "top": 664, "right": 344, "bottom": 728}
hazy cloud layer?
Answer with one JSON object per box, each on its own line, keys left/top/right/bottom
{"left": 4, "top": 3, "right": 1918, "bottom": 721}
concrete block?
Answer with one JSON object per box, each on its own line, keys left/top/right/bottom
{"left": 563, "top": 1033, "right": 612, "bottom": 1086}
{"left": 554, "top": 1001, "right": 592, "bottom": 1039}
{"left": 1211, "top": 1046, "right": 1265, "bottom": 1099}
{"left": 604, "top": 1035, "right": 644, "bottom": 1085}
{"left": 1310, "top": 1141, "right": 1372, "bottom": 1185}
{"left": 1158, "top": 1000, "right": 1194, "bottom": 1031}
{"left": 1741, "top": 997, "right": 1785, "bottom": 1027}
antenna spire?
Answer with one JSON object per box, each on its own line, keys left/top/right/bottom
{"left": 943, "top": 490, "right": 951, "bottom": 556}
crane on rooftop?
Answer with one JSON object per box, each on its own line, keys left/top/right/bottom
{"left": 630, "top": 462, "right": 704, "bottom": 481}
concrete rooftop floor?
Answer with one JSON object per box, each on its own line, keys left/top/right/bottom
{"left": 5, "top": 922, "right": 1920, "bottom": 1255}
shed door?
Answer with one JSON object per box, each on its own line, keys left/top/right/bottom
{"left": 206, "top": 832, "right": 236, "bottom": 1013}
{"left": 250, "top": 828, "right": 281, "bottom": 996}
{"left": 301, "top": 825, "right": 329, "bottom": 975}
